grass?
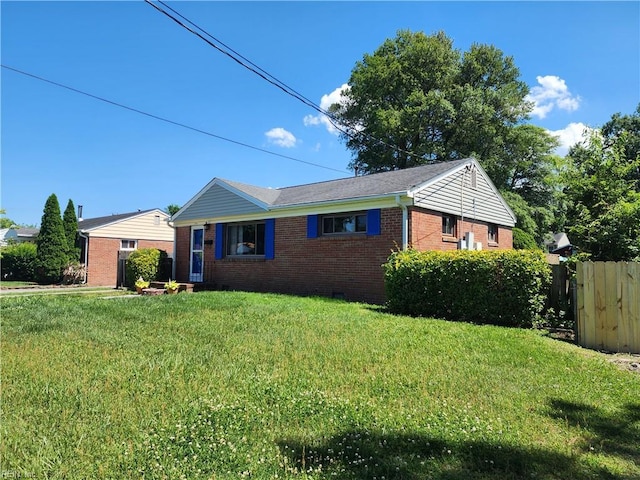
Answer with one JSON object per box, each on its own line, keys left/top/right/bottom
{"left": 1, "top": 291, "right": 639, "bottom": 479}
{"left": 0, "top": 280, "right": 38, "bottom": 288}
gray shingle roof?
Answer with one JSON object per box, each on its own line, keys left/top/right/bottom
{"left": 15, "top": 228, "right": 39, "bottom": 237}
{"left": 222, "top": 159, "right": 471, "bottom": 207}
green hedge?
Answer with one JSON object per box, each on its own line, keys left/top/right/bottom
{"left": 512, "top": 227, "right": 540, "bottom": 250}
{"left": 1, "top": 242, "right": 37, "bottom": 281}
{"left": 125, "top": 248, "right": 168, "bottom": 287}
{"left": 383, "top": 249, "right": 551, "bottom": 327}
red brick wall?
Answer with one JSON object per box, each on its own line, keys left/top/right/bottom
{"left": 409, "top": 207, "right": 512, "bottom": 250}
{"left": 175, "top": 226, "right": 191, "bottom": 283}
{"left": 85, "top": 237, "right": 174, "bottom": 286}
{"left": 175, "top": 208, "right": 403, "bottom": 304}
{"left": 174, "top": 206, "right": 512, "bottom": 304}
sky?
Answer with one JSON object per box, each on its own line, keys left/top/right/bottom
{"left": 2, "top": 1, "right": 639, "bottom": 227}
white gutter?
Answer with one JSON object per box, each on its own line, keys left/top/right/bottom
{"left": 169, "top": 221, "right": 177, "bottom": 280}
{"left": 268, "top": 192, "right": 405, "bottom": 211}
{"left": 78, "top": 232, "right": 89, "bottom": 284}
{"left": 395, "top": 195, "right": 409, "bottom": 250}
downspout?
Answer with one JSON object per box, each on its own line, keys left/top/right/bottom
{"left": 395, "top": 195, "right": 409, "bottom": 250}
{"left": 169, "top": 220, "right": 177, "bottom": 280}
{"left": 78, "top": 232, "right": 89, "bottom": 284}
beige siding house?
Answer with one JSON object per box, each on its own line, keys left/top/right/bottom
{"left": 78, "top": 209, "right": 174, "bottom": 286}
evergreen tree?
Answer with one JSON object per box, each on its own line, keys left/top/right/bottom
{"left": 35, "top": 194, "right": 68, "bottom": 284}
{"left": 63, "top": 199, "right": 80, "bottom": 261}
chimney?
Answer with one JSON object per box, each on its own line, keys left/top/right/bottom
{"left": 78, "top": 205, "right": 83, "bottom": 221}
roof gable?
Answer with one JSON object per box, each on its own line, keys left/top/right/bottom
{"left": 172, "top": 179, "right": 270, "bottom": 223}
{"left": 411, "top": 160, "right": 516, "bottom": 226}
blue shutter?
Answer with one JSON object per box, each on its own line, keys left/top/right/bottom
{"left": 214, "top": 223, "right": 224, "bottom": 260}
{"left": 265, "top": 218, "right": 275, "bottom": 260}
{"left": 307, "top": 215, "right": 318, "bottom": 238}
{"left": 367, "top": 209, "right": 381, "bottom": 236}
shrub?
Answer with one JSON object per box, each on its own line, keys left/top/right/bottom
{"left": 62, "top": 262, "right": 86, "bottom": 285}
{"left": 125, "top": 248, "right": 168, "bottom": 287}
{"left": 0, "top": 242, "right": 37, "bottom": 281}
{"left": 384, "top": 249, "right": 551, "bottom": 328}
{"left": 512, "top": 227, "right": 540, "bottom": 250}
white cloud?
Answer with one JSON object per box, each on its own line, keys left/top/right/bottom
{"left": 526, "top": 75, "right": 582, "bottom": 119}
{"left": 547, "top": 122, "right": 592, "bottom": 156}
{"left": 265, "top": 127, "right": 298, "bottom": 148}
{"left": 303, "top": 83, "right": 350, "bottom": 135}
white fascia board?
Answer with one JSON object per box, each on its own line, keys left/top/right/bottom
{"left": 171, "top": 193, "right": 412, "bottom": 227}
{"left": 270, "top": 191, "right": 412, "bottom": 211}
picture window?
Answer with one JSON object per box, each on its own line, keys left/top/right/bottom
{"left": 321, "top": 213, "right": 367, "bottom": 235}
{"left": 226, "top": 222, "right": 265, "bottom": 256}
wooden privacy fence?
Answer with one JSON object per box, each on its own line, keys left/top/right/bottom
{"left": 576, "top": 262, "right": 640, "bottom": 354}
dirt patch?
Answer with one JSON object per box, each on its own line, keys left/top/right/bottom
{"left": 608, "top": 355, "right": 640, "bottom": 374}
{"left": 544, "top": 329, "right": 640, "bottom": 374}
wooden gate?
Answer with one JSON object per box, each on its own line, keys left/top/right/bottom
{"left": 576, "top": 262, "right": 640, "bottom": 354}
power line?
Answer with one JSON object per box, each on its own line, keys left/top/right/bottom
{"left": 145, "top": 0, "right": 424, "bottom": 165}
{"left": 1, "top": 64, "right": 349, "bottom": 175}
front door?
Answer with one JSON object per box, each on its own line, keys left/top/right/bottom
{"left": 190, "top": 227, "right": 204, "bottom": 282}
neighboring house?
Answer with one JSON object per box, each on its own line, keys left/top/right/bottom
{"left": 172, "top": 158, "right": 516, "bottom": 304}
{"left": 78, "top": 209, "right": 174, "bottom": 287}
{"left": 0, "top": 227, "right": 39, "bottom": 246}
{"left": 545, "top": 232, "right": 573, "bottom": 258}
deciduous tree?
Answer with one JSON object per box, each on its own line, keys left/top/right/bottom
{"left": 564, "top": 126, "right": 640, "bottom": 261}
{"left": 330, "top": 30, "right": 530, "bottom": 175}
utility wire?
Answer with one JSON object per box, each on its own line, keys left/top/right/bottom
{"left": 1, "top": 64, "right": 348, "bottom": 174}
{"left": 145, "top": 0, "right": 424, "bottom": 165}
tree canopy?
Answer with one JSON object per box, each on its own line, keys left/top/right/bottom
{"left": 165, "top": 204, "right": 181, "bottom": 216}
{"left": 563, "top": 124, "right": 640, "bottom": 261}
{"left": 0, "top": 209, "right": 17, "bottom": 229}
{"left": 330, "top": 30, "right": 531, "bottom": 175}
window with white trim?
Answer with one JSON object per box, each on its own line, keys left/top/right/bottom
{"left": 120, "top": 239, "right": 137, "bottom": 250}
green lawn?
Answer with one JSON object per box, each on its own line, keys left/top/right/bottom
{"left": 0, "top": 280, "right": 38, "bottom": 288}
{"left": 2, "top": 292, "right": 638, "bottom": 479}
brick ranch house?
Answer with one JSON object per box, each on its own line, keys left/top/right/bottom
{"left": 78, "top": 209, "right": 174, "bottom": 286}
{"left": 171, "top": 158, "right": 516, "bottom": 304}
